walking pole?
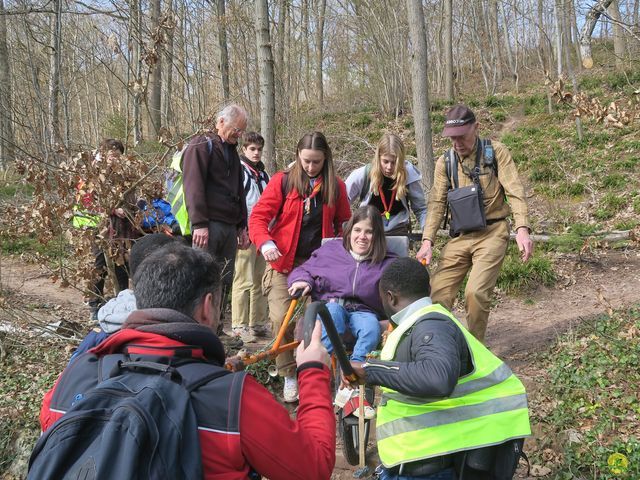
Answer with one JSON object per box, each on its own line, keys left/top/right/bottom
{"left": 358, "top": 387, "right": 366, "bottom": 469}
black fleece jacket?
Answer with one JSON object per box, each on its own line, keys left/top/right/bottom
{"left": 364, "top": 314, "right": 471, "bottom": 397}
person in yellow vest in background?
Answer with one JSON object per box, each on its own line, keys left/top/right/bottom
{"left": 345, "top": 257, "right": 531, "bottom": 480}
{"left": 72, "top": 139, "right": 138, "bottom": 320}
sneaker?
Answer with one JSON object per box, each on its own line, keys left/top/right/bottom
{"left": 283, "top": 376, "right": 299, "bottom": 403}
{"left": 342, "top": 390, "right": 375, "bottom": 419}
{"left": 232, "top": 326, "right": 256, "bottom": 343}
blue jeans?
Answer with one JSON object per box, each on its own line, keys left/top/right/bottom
{"left": 321, "top": 303, "right": 381, "bottom": 362}
{"left": 375, "top": 466, "right": 455, "bottom": 480}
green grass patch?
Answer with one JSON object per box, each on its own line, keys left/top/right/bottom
{"left": 495, "top": 246, "right": 556, "bottom": 294}
{"left": 529, "top": 167, "right": 562, "bottom": 183}
{"left": 614, "top": 219, "right": 639, "bottom": 230}
{"left": 0, "top": 339, "right": 70, "bottom": 473}
{"left": 352, "top": 113, "right": 373, "bottom": 128}
{"left": 601, "top": 173, "right": 627, "bottom": 190}
{"left": 0, "top": 181, "right": 33, "bottom": 201}
{"left": 0, "top": 234, "right": 70, "bottom": 259}
{"left": 594, "top": 193, "right": 627, "bottom": 220}
{"left": 614, "top": 157, "right": 639, "bottom": 170}
{"left": 555, "top": 181, "right": 586, "bottom": 197}
{"left": 538, "top": 308, "right": 640, "bottom": 479}
{"left": 523, "top": 94, "right": 547, "bottom": 116}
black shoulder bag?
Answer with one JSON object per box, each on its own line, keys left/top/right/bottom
{"left": 446, "top": 140, "right": 487, "bottom": 237}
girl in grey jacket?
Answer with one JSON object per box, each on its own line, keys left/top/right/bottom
{"left": 345, "top": 133, "right": 427, "bottom": 236}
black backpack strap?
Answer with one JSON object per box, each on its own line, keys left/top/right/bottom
{"left": 242, "top": 163, "right": 252, "bottom": 195}
{"left": 520, "top": 449, "right": 531, "bottom": 477}
{"left": 273, "top": 171, "right": 289, "bottom": 223}
{"left": 99, "top": 354, "right": 232, "bottom": 393}
{"left": 359, "top": 163, "right": 371, "bottom": 202}
{"left": 446, "top": 149, "right": 460, "bottom": 190}
{"left": 281, "top": 171, "right": 289, "bottom": 197}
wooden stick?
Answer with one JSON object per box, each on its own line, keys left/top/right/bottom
{"left": 358, "top": 387, "right": 365, "bottom": 468}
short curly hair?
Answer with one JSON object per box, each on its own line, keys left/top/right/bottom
{"left": 380, "top": 257, "right": 431, "bottom": 299}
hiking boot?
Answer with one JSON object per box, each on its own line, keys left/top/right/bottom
{"left": 250, "top": 325, "right": 270, "bottom": 338}
{"left": 283, "top": 376, "right": 299, "bottom": 403}
{"left": 218, "top": 330, "right": 244, "bottom": 350}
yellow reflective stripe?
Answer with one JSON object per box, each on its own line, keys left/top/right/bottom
{"left": 167, "top": 175, "right": 182, "bottom": 205}
{"left": 377, "top": 393, "right": 528, "bottom": 441}
{"left": 382, "top": 362, "right": 514, "bottom": 405}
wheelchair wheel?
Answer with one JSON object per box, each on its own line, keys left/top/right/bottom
{"left": 340, "top": 414, "right": 371, "bottom": 466}
{"left": 339, "top": 385, "right": 375, "bottom": 466}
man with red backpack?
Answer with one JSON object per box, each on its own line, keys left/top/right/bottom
{"left": 34, "top": 243, "right": 335, "bottom": 479}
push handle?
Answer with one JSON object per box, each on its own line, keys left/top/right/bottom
{"left": 302, "top": 301, "right": 356, "bottom": 380}
{"left": 110, "top": 360, "right": 183, "bottom": 383}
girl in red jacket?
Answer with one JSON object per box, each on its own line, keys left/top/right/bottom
{"left": 249, "top": 131, "right": 352, "bottom": 402}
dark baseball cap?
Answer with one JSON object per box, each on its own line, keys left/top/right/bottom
{"left": 442, "top": 105, "right": 476, "bottom": 137}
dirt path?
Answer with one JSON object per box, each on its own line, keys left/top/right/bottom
{"left": 487, "top": 249, "right": 640, "bottom": 360}
{"left": 3, "top": 248, "right": 640, "bottom": 479}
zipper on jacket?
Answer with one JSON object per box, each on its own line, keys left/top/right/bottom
{"left": 366, "top": 363, "right": 400, "bottom": 371}
{"left": 352, "top": 261, "right": 361, "bottom": 298}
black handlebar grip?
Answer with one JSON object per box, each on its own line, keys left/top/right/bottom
{"left": 302, "top": 301, "right": 355, "bottom": 378}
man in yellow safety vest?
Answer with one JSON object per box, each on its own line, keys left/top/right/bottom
{"left": 346, "top": 257, "right": 531, "bottom": 480}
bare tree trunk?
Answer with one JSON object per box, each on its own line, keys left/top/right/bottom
{"left": 314, "top": 0, "right": 327, "bottom": 104}
{"left": 217, "top": 0, "right": 230, "bottom": 101}
{"left": 162, "top": 0, "right": 175, "bottom": 129}
{"left": 579, "top": 0, "right": 614, "bottom": 69}
{"left": 554, "top": 0, "right": 563, "bottom": 75}
{"left": 489, "top": 0, "right": 503, "bottom": 85}
{"left": 500, "top": 1, "right": 518, "bottom": 92}
{"left": 48, "top": 0, "right": 63, "bottom": 151}
{"left": 276, "top": 0, "right": 288, "bottom": 114}
{"left": 148, "top": 0, "right": 162, "bottom": 137}
{"left": 0, "top": 0, "right": 15, "bottom": 167}
{"left": 256, "top": 0, "right": 276, "bottom": 173}
{"left": 302, "top": 0, "right": 311, "bottom": 101}
{"left": 406, "top": 0, "right": 434, "bottom": 190}
{"left": 569, "top": 0, "right": 582, "bottom": 68}
{"left": 608, "top": 0, "right": 627, "bottom": 69}
{"left": 132, "top": 0, "right": 143, "bottom": 144}
{"left": 444, "top": 0, "right": 454, "bottom": 102}
{"left": 559, "top": 0, "right": 583, "bottom": 141}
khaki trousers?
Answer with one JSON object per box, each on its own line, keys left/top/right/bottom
{"left": 261, "top": 259, "right": 305, "bottom": 377}
{"left": 430, "top": 220, "right": 510, "bottom": 342}
{"left": 231, "top": 244, "right": 268, "bottom": 329}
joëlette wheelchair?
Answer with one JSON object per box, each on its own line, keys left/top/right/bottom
{"left": 238, "top": 236, "right": 410, "bottom": 469}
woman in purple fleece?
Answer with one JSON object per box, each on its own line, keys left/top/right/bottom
{"left": 288, "top": 205, "right": 397, "bottom": 364}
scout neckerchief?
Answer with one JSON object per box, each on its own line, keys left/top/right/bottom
{"left": 304, "top": 177, "right": 323, "bottom": 215}
{"left": 378, "top": 184, "right": 397, "bottom": 221}
{"left": 242, "top": 160, "right": 265, "bottom": 194}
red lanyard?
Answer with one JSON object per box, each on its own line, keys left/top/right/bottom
{"left": 378, "top": 186, "right": 396, "bottom": 220}
{"left": 242, "top": 160, "right": 260, "bottom": 182}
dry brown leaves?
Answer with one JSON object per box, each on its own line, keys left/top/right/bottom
{"left": 548, "top": 76, "right": 638, "bottom": 128}
{"left": 2, "top": 147, "right": 165, "bottom": 293}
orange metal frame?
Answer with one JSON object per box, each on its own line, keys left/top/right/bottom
{"left": 241, "top": 298, "right": 301, "bottom": 366}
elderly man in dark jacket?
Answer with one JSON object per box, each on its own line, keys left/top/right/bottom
{"left": 182, "top": 104, "right": 250, "bottom": 336}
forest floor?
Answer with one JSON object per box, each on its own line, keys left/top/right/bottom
{"left": 2, "top": 83, "right": 640, "bottom": 477}
{"left": 2, "top": 243, "right": 639, "bottom": 479}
